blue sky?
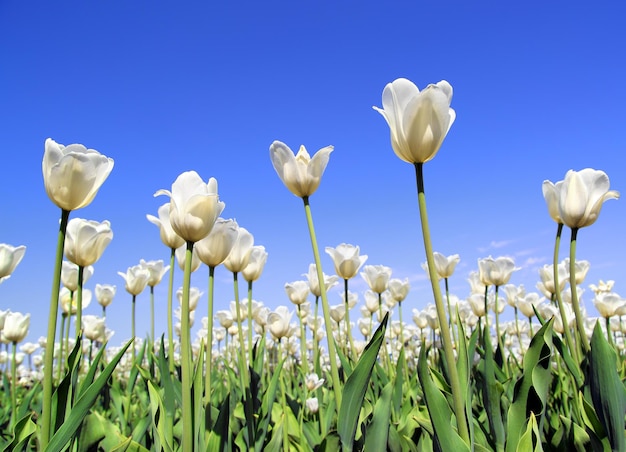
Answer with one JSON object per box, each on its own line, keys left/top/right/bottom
{"left": 1, "top": 1, "right": 625, "bottom": 345}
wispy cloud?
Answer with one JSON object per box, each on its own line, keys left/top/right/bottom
{"left": 477, "top": 239, "right": 515, "bottom": 253}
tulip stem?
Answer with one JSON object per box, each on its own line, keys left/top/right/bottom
{"left": 76, "top": 266, "right": 84, "bottom": 336}
{"left": 302, "top": 196, "right": 342, "bottom": 411}
{"left": 131, "top": 294, "right": 136, "bottom": 362}
{"left": 41, "top": 208, "right": 70, "bottom": 448}
{"left": 150, "top": 285, "right": 155, "bottom": 352}
{"left": 414, "top": 163, "right": 470, "bottom": 444}
{"left": 343, "top": 279, "right": 356, "bottom": 358}
{"left": 11, "top": 342, "right": 17, "bottom": 429}
{"left": 247, "top": 280, "right": 254, "bottom": 367}
{"left": 552, "top": 224, "right": 578, "bottom": 363}
{"left": 181, "top": 241, "right": 194, "bottom": 452}
{"left": 205, "top": 266, "right": 216, "bottom": 408}
{"left": 167, "top": 247, "right": 176, "bottom": 373}
{"left": 568, "top": 228, "right": 590, "bottom": 354}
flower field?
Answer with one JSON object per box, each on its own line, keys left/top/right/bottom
{"left": 0, "top": 78, "right": 624, "bottom": 451}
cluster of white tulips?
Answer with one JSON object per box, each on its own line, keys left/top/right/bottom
{"left": 0, "top": 76, "right": 622, "bottom": 451}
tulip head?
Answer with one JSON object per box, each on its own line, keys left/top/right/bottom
{"left": 242, "top": 246, "right": 268, "bottom": 282}
{"left": 0, "top": 243, "right": 26, "bottom": 283}
{"left": 478, "top": 256, "right": 519, "bottom": 287}
{"left": 542, "top": 168, "right": 619, "bottom": 229}
{"left": 285, "top": 280, "right": 310, "bottom": 306}
{"left": 140, "top": 259, "right": 169, "bottom": 287}
{"left": 64, "top": 218, "right": 113, "bottom": 267}
{"left": 270, "top": 141, "right": 333, "bottom": 198}
{"left": 388, "top": 278, "right": 410, "bottom": 303}
{"left": 155, "top": 171, "right": 225, "bottom": 243}
{"left": 118, "top": 264, "right": 151, "bottom": 296}
{"left": 61, "top": 261, "right": 94, "bottom": 292}
{"left": 3, "top": 312, "right": 30, "bottom": 343}
{"left": 95, "top": 284, "right": 116, "bottom": 308}
{"left": 42, "top": 138, "right": 114, "bottom": 211}
{"left": 303, "top": 263, "right": 339, "bottom": 297}
{"left": 373, "top": 78, "right": 455, "bottom": 164}
{"left": 147, "top": 203, "right": 185, "bottom": 250}
{"left": 195, "top": 218, "right": 239, "bottom": 267}
{"left": 223, "top": 227, "right": 254, "bottom": 273}
{"left": 325, "top": 243, "right": 368, "bottom": 280}
{"left": 360, "top": 265, "right": 392, "bottom": 294}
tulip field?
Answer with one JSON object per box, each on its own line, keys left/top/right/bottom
{"left": 1, "top": 78, "right": 625, "bottom": 451}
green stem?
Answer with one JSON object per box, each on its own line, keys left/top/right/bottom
{"left": 445, "top": 278, "right": 457, "bottom": 348}
{"left": 298, "top": 304, "right": 309, "bottom": 376}
{"left": 414, "top": 163, "right": 469, "bottom": 444}
{"left": 167, "top": 247, "right": 176, "bottom": 373}
{"left": 552, "top": 223, "right": 578, "bottom": 363}
{"left": 57, "top": 314, "right": 66, "bottom": 381}
{"left": 247, "top": 280, "right": 254, "bottom": 367}
{"left": 302, "top": 196, "right": 342, "bottom": 410}
{"left": 343, "top": 279, "right": 356, "bottom": 358}
{"left": 131, "top": 294, "right": 136, "bottom": 362}
{"left": 181, "top": 241, "right": 194, "bottom": 451}
{"left": 568, "top": 228, "right": 590, "bottom": 354}
{"left": 41, "top": 208, "right": 70, "bottom": 448}
{"left": 11, "top": 342, "right": 17, "bottom": 429}
{"left": 205, "top": 266, "right": 216, "bottom": 408}
{"left": 232, "top": 272, "right": 249, "bottom": 389}
{"left": 76, "top": 266, "right": 84, "bottom": 336}
{"left": 150, "top": 285, "right": 155, "bottom": 351}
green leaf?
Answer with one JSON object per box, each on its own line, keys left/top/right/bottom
{"left": 516, "top": 413, "right": 543, "bottom": 452}
{"left": 254, "top": 358, "right": 285, "bottom": 452}
{"left": 45, "top": 339, "right": 133, "bottom": 452}
{"left": 481, "top": 325, "right": 505, "bottom": 451}
{"left": 505, "top": 319, "right": 553, "bottom": 452}
{"left": 588, "top": 321, "right": 626, "bottom": 452}
{"left": 417, "top": 344, "right": 471, "bottom": 452}
{"left": 364, "top": 381, "right": 393, "bottom": 451}
{"left": 338, "top": 312, "right": 389, "bottom": 452}
{"left": 2, "top": 412, "right": 37, "bottom": 452}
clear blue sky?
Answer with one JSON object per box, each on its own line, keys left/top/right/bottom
{"left": 1, "top": 1, "right": 624, "bottom": 345}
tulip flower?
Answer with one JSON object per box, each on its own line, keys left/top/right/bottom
{"left": 478, "top": 256, "right": 519, "bottom": 287}
{"left": 388, "top": 278, "right": 410, "bottom": 303}
{"left": 147, "top": 203, "right": 185, "bottom": 250}
{"left": 175, "top": 244, "right": 202, "bottom": 272}
{"left": 537, "top": 262, "right": 569, "bottom": 298}
{"left": 177, "top": 287, "right": 202, "bottom": 312}
{"left": 42, "top": 138, "right": 114, "bottom": 211}
{"left": 95, "top": 284, "right": 116, "bottom": 315}
{"left": 195, "top": 218, "right": 239, "bottom": 268}
{"left": 285, "top": 281, "right": 310, "bottom": 306}
{"left": 0, "top": 244, "right": 26, "bottom": 284}
{"left": 64, "top": 218, "right": 113, "bottom": 267}
{"left": 422, "top": 252, "right": 460, "bottom": 280}
{"left": 360, "top": 265, "right": 392, "bottom": 294}
{"left": 269, "top": 141, "right": 333, "bottom": 198}
{"left": 141, "top": 259, "right": 169, "bottom": 287}
{"left": 61, "top": 261, "right": 94, "bottom": 292}
{"left": 542, "top": 168, "right": 619, "bottom": 229}
{"left": 589, "top": 280, "right": 615, "bottom": 295}
{"left": 118, "top": 264, "right": 150, "bottom": 297}
{"left": 82, "top": 315, "right": 106, "bottom": 342}
{"left": 223, "top": 227, "right": 254, "bottom": 273}
{"left": 373, "top": 78, "right": 456, "bottom": 164}
{"left": 325, "top": 243, "right": 368, "bottom": 280}
{"left": 303, "top": 263, "right": 338, "bottom": 298}
{"left": 242, "top": 246, "right": 268, "bottom": 283}
{"left": 3, "top": 312, "right": 30, "bottom": 344}
{"left": 155, "top": 171, "right": 225, "bottom": 243}
{"left": 267, "top": 306, "right": 293, "bottom": 340}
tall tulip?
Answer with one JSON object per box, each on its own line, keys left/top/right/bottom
{"left": 141, "top": 259, "right": 169, "bottom": 345}
{"left": 155, "top": 171, "right": 224, "bottom": 243}
{"left": 270, "top": 141, "right": 333, "bottom": 198}
{"left": 147, "top": 202, "right": 184, "bottom": 371}
{"left": 542, "top": 168, "right": 619, "bottom": 229}
{"left": 156, "top": 171, "right": 225, "bottom": 450}
{"left": 242, "top": 245, "right": 268, "bottom": 357}
{"left": 373, "top": 78, "right": 455, "bottom": 164}
{"left": 325, "top": 243, "right": 368, "bottom": 280}
{"left": 270, "top": 138, "right": 343, "bottom": 412}
{"left": 118, "top": 264, "right": 150, "bottom": 360}
{"left": 64, "top": 218, "right": 113, "bottom": 333}
{"left": 0, "top": 244, "right": 26, "bottom": 284}
{"left": 95, "top": 284, "right": 116, "bottom": 316}
{"left": 4, "top": 311, "right": 30, "bottom": 427}
{"left": 374, "top": 78, "right": 468, "bottom": 443}
{"left": 194, "top": 217, "right": 238, "bottom": 405}
{"left": 41, "top": 138, "right": 114, "bottom": 446}
{"left": 543, "top": 169, "right": 619, "bottom": 355}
